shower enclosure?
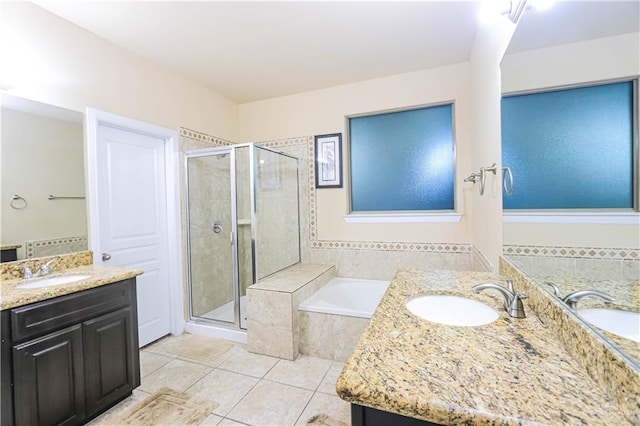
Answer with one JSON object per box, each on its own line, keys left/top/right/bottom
{"left": 185, "top": 144, "right": 300, "bottom": 330}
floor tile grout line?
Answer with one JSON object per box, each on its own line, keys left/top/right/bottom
{"left": 220, "top": 369, "right": 264, "bottom": 421}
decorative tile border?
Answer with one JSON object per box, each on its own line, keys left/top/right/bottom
{"left": 310, "top": 240, "right": 471, "bottom": 253}
{"left": 179, "top": 127, "right": 233, "bottom": 146}
{"left": 25, "top": 236, "right": 88, "bottom": 259}
{"left": 258, "top": 136, "right": 312, "bottom": 149}
{"left": 504, "top": 244, "right": 639, "bottom": 261}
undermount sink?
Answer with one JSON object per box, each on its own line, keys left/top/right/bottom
{"left": 406, "top": 295, "right": 499, "bottom": 327}
{"left": 16, "top": 274, "right": 92, "bottom": 289}
{"left": 578, "top": 308, "right": 640, "bottom": 343}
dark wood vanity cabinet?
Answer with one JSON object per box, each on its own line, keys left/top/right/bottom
{"left": 1, "top": 278, "right": 140, "bottom": 426}
{"left": 351, "top": 404, "right": 442, "bottom": 426}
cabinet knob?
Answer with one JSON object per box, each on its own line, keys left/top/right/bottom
{"left": 102, "top": 253, "right": 112, "bottom": 261}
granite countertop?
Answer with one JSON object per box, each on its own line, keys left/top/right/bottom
{"left": 1, "top": 264, "right": 143, "bottom": 310}
{"left": 0, "top": 244, "right": 21, "bottom": 250}
{"left": 336, "top": 269, "right": 629, "bottom": 425}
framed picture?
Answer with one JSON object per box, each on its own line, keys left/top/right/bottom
{"left": 314, "top": 133, "right": 343, "bottom": 188}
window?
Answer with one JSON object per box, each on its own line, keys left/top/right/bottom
{"left": 349, "top": 104, "right": 455, "bottom": 212}
{"left": 501, "top": 80, "right": 636, "bottom": 210}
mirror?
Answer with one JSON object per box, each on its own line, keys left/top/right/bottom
{"left": 1, "top": 95, "right": 87, "bottom": 261}
{"left": 500, "top": 2, "right": 639, "bottom": 366}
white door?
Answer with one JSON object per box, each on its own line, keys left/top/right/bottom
{"left": 96, "top": 124, "right": 172, "bottom": 347}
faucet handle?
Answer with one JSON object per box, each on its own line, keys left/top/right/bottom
{"left": 507, "top": 293, "right": 527, "bottom": 319}
{"left": 542, "top": 281, "right": 561, "bottom": 298}
{"left": 38, "top": 259, "right": 56, "bottom": 275}
{"left": 506, "top": 279, "right": 514, "bottom": 293}
{"left": 21, "top": 266, "right": 33, "bottom": 279}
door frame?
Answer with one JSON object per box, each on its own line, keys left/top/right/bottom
{"left": 85, "top": 108, "right": 184, "bottom": 337}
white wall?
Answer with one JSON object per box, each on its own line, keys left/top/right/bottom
{"left": 0, "top": 2, "right": 238, "bottom": 140}
{"left": 239, "top": 63, "right": 474, "bottom": 245}
{"left": 468, "top": 16, "right": 517, "bottom": 270}
{"left": 501, "top": 32, "right": 640, "bottom": 249}
{"left": 1, "top": 108, "right": 86, "bottom": 259}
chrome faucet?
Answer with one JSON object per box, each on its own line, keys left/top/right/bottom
{"left": 562, "top": 290, "right": 615, "bottom": 311}
{"left": 472, "top": 281, "right": 527, "bottom": 318}
{"left": 21, "top": 260, "right": 56, "bottom": 279}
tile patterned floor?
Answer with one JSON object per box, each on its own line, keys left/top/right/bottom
{"left": 89, "top": 333, "right": 351, "bottom": 426}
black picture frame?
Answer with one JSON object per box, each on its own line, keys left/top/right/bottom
{"left": 314, "top": 133, "right": 343, "bottom": 188}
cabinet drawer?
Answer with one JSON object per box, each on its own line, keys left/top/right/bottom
{"left": 11, "top": 279, "right": 134, "bottom": 343}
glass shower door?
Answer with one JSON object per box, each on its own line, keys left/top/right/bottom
{"left": 186, "top": 150, "right": 238, "bottom": 325}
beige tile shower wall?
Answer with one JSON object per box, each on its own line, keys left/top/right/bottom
{"left": 256, "top": 151, "right": 301, "bottom": 279}
{"left": 257, "top": 139, "right": 310, "bottom": 265}
{"left": 179, "top": 131, "right": 234, "bottom": 320}
{"left": 186, "top": 155, "right": 234, "bottom": 317}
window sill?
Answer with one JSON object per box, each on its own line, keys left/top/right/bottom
{"left": 344, "top": 213, "right": 462, "bottom": 224}
{"left": 503, "top": 212, "right": 640, "bottom": 224}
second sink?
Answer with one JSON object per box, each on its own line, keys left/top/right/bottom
{"left": 578, "top": 308, "right": 640, "bottom": 342}
{"left": 406, "top": 295, "right": 499, "bottom": 327}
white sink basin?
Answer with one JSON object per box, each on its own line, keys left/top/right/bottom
{"left": 16, "top": 274, "right": 92, "bottom": 289}
{"left": 406, "top": 295, "right": 499, "bottom": 327}
{"left": 578, "top": 308, "right": 640, "bottom": 342}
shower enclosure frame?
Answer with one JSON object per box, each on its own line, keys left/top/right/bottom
{"left": 184, "top": 143, "right": 301, "bottom": 331}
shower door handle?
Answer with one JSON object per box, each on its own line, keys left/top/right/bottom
{"left": 212, "top": 222, "right": 223, "bottom": 234}
{"left": 230, "top": 231, "right": 234, "bottom": 246}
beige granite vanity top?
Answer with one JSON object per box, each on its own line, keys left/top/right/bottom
{"left": 0, "top": 264, "right": 143, "bottom": 310}
{"left": 0, "top": 244, "right": 21, "bottom": 250}
{"left": 336, "top": 269, "right": 630, "bottom": 425}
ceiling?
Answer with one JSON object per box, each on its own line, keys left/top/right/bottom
{"left": 34, "top": 1, "right": 640, "bottom": 104}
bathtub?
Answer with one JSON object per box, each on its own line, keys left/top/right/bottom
{"left": 298, "top": 277, "right": 389, "bottom": 361}
{"left": 298, "top": 277, "right": 390, "bottom": 318}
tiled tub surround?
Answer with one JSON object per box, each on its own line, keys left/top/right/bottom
{"left": 298, "top": 277, "right": 390, "bottom": 362}
{"left": 336, "top": 269, "right": 631, "bottom": 425}
{"left": 299, "top": 311, "right": 369, "bottom": 362}
{"left": 500, "top": 257, "right": 640, "bottom": 423}
{"left": 247, "top": 263, "right": 335, "bottom": 360}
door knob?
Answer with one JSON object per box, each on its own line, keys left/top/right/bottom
{"left": 102, "top": 253, "right": 112, "bottom": 261}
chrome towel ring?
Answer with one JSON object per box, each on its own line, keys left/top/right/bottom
{"left": 502, "top": 166, "right": 514, "bottom": 195}
{"left": 10, "top": 194, "right": 27, "bottom": 209}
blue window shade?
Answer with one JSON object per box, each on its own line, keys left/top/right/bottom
{"left": 350, "top": 105, "right": 454, "bottom": 211}
{"left": 502, "top": 81, "right": 634, "bottom": 209}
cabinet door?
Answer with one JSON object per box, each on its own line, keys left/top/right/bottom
{"left": 83, "top": 307, "right": 139, "bottom": 417}
{"left": 13, "top": 325, "right": 85, "bottom": 426}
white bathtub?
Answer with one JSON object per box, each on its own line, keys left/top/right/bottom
{"left": 298, "top": 277, "right": 390, "bottom": 319}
